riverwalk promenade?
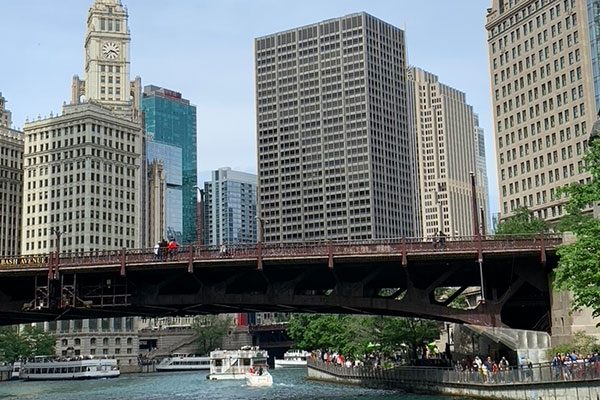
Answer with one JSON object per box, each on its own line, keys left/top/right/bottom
{"left": 307, "top": 359, "right": 600, "bottom": 400}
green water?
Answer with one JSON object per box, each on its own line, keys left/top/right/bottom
{"left": 0, "top": 369, "right": 463, "bottom": 400}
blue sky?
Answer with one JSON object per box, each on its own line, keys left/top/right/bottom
{"left": 0, "top": 0, "right": 498, "bottom": 213}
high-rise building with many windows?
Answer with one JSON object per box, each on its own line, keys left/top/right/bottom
{"left": 0, "top": 93, "right": 23, "bottom": 256}
{"left": 21, "top": 0, "right": 143, "bottom": 255}
{"left": 408, "top": 67, "right": 490, "bottom": 239}
{"left": 255, "top": 13, "right": 418, "bottom": 242}
{"left": 202, "top": 168, "right": 257, "bottom": 246}
{"left": 142, "top": 85, "right": 197, "bottom": 245}
{"left": 486, "top": 0, "right": 600, "bottom": 343}
{"left": 486, "top": 0, "right": 599, "bottom": 222}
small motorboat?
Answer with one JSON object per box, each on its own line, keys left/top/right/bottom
{"left": 245, "top": 366, "right": 273, "bottom": 387}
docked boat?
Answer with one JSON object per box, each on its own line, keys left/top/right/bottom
{"left": 11, "top": 361, "right": 22, "bottom": 380}
{"left": 156, "top": 354, "right": 210, "bottom": 372}
{"left": 245, "top": 368, "right": 273, "bottom": 387}
{"left": 207, "top": 347, "right": 269, "bottom": 380}
{"left": 274, "top": 350, "right": 310, "bottom": 368}
{"left": 19, "top": 356, "right": 120, "bottom": 380}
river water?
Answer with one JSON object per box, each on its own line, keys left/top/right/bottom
{"left": 0, "top": 368, "right": 464, "bottom": 400}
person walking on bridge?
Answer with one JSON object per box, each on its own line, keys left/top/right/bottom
{"left": 167, "top": 239, "right": 179, "bottom": 261}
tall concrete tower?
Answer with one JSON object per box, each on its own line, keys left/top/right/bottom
{"left": 408, "top": 67, "right": 490, "bottom": 239}
{"left": 255, "top": 13, "right": 418, "bottom": 242}
{"left": 21, "top": 0, "right": 143, "bottom": 255}
{"left": 485, "top": 0, "right": 600, "bottom": 345}
{"left": 486, "top": 0, "right": 599, "bottom": 222}
{"left": 0, "top": 93, "right": 23, "bottom": 257}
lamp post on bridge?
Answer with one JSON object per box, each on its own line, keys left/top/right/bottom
{"left": 50, "top": 227, "right": 62, "bottom": 257}
{"left": 470, "top": 171, "right": 486, "bottom": 305}
{"left": 255, "top": 215, "right": 267, "bottom": 244}
{"left": 193, "top": 186, "right": 204, "bottom": 246}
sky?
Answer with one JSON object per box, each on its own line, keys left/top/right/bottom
{"left": 0, "top": 0, "right": 498, "bottom": 214}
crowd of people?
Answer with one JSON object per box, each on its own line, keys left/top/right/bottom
{"left": 456, "top": 355, "right": 516, "bottom": 383}
{"left": 550, "top": 351, "right": 600, "bottom": 380}
{"left": 314, "top": 347, "right": 600, "bottom": 384}
{"left": 153, "top": 239, "right": 179, "bottom": 261}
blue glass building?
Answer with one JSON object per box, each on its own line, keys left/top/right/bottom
{"left": 142, "top": 85, "right": 197, "bottom": 244}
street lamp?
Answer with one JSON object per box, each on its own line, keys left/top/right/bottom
{"left": 255, "top": 215, "right": 266, "bottom": 243}
{"left": 193, "top": 186, "right": 203, "bottom": 245}
{"left": 50, "top": 227, "right": 62, "bottom": 255}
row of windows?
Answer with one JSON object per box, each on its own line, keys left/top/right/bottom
{"left": 61, "top": 337, "right": 133, "bottom": 347}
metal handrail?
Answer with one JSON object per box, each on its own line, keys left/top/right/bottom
{"left": 308, "top": 358, "right": 600, "bottom": 385}
{"left": 0, "top": 235, "right": 562, "bottom": 270}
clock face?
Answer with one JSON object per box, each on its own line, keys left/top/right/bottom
{"left": 102, "top": 42, "right": 119, "bottom": 59}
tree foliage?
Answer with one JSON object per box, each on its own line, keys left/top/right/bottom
{"left": 555, "top": 140, "right": 600, "bottom": 319}
{"left": 546, "top": 331, "right": 599, "bottom": 359}
{"left": 287, "top": 314, "right": 440, "bottom": 360}
{"left": 192, "top": 315, "right": 232, "bottom": 355}
{"left": 494, "top": 206, "right": 549, "bottom": 235}
{"left": 0, "top": 325, "right": 55, "bottom": 362}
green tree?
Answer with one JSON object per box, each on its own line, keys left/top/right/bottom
{"left": 494, "top": 206, "right": 549, "bottom": 235}
{"left": 0, "top": 325, "right": 55, "bottom": 362}
{"left": 287, "top": 314, "right": 356, "bottom": 354}
{"left": 0, "top": 326, "right": 28, "bottom": 362}
{"left": 546, "top": 331, "right": 599, "bottom": 359}
{"left": 287, "top": 314, "right": 440, "bottom": 361}
{"left": 23, "top": 326, "right": 55, "bottom": 357}
{"left": 192, "top": 315, "right": 232, "bottom": 355}
{"left": 555, "top": 140, "right": 600, "bottom": 319}
{"left": 379, "top": 318, "right": 441, "bottom": 360}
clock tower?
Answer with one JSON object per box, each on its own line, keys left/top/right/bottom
{"left": 72, "top": 0, "right": 139, "bottom": 120}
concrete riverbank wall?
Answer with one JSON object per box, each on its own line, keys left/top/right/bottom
{"left": 307, "top": 360, "right": 600, "bottom": 400}
{"left": 0, "top": 366, "right": 11, "bottom": 381}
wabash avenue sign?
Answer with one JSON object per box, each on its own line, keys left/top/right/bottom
{"left": 0, "top": 256, "right": 47, "bottom": 267}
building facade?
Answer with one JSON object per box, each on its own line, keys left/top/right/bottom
{"left": 486, "top": 0, "right": 600, "bottom": 344}
{"left": 255, "top": 13, "right": 419, "bottom": 242}
{"left": 408, "top": 68, "right": 490, "bottom": 238}
{"left": 147, "top": 159, "right": 166, "bottom": 246}
{"left": 486, "top": 0, "right": 599, "bottom": 222}
{"left": 203, "top": 167, "right": 257, "bottom": 246}
{"left": 146, "top": 140, "right": 183, "bottom": 244}
{"left": 37, "top": 317, "right": 139, "bottom": 370}
{"left": 0, "top": 93, "right": 23, "bottom": 257}
{"left": 21, "top": 0, "right": 143, "bottom": 255}
{"left": 142, "top": 85, "right": 197, "bottom": 245}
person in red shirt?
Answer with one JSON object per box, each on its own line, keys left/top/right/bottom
{"left": 167, "top": 239, "right": 178, "bottom": 260}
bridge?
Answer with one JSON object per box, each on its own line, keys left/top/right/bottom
{"left": 0, "top": 235, "right": 562, "bottom": 329}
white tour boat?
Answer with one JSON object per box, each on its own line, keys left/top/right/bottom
{"left": 156, "top": 354, "right": 210, "bottom": 372}
{"left": 245, "top": 368, "right": 273, "bottom": 387}
{"left": 19, "top": 356, "right": 120, "bottom": 380}
{"left": 274, "top": 350, "right": 310, "bottom": 368}
{"left": 207, "top": 347, "right": 269, "bottom": 380}
{"left": 11, "top": 361, "right": 22, "bottom": 380}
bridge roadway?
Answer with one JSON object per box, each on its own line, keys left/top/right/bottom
{"left": 0, "top": 235, "right": 561, "bottom": 329}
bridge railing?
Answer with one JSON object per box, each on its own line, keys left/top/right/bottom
{"left": 56, "top": 250, "right": 123, "bottom": 267}
{"left": 0, "top": 235, "right": 563, "bottom": 270}
{"left": 309, "top": 358, "right": 600, "bottom": 385}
